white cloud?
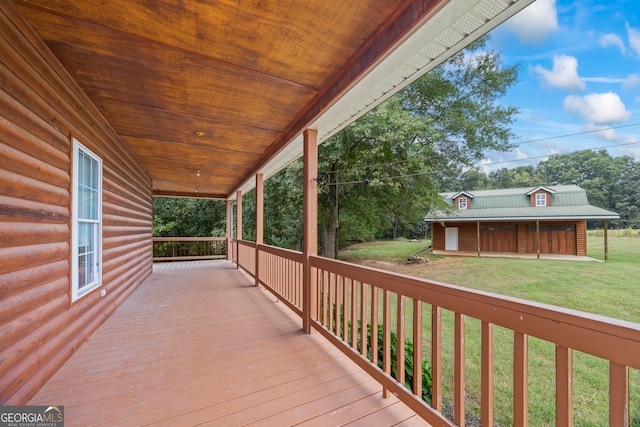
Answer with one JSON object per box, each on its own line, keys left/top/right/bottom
{"left": 627, "top": 23, "right": 640, "bottom": 56}
{"left": 623, "top": 74, "right": 640, "bottom": 88}
{"left": 505, "top": 0, "right": 558, "bottom": 45}
{"left": 533, "top": 55, "right": 585, "bottom": 91}
{"left": 583, "top": 77, "right": 625, "bottom": 84}
{"left": 563, "top": 92, "right": 631, "bottom": 124}
{"left": 600, "top": 33, "right": 625, "bottom": 53}
{"left": 583, "top": 123, "right": 618, "bottom": 141}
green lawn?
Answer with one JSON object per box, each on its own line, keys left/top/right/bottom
{"left": 340, "top": 234, "right": 640, "bottom": 426}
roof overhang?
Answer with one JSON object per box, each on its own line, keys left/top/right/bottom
{"left": 231, "top": 0, "right": 536, "bottom": 199}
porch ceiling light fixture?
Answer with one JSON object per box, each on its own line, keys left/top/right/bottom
{"left": 194, "top": 130, "right": 205, "bottom": 137}
{"left": 196, "top": 169, "right": 201, "bottom": 177}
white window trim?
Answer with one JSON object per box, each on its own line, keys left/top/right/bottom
{"left": 458, "top": 197, "right": 467, "bottom": 209}
{"left": 71, "top": 138, "right": 103, "bottom": 301}
{"left": 535, "top": 193, "right": 547, "bottom": 207}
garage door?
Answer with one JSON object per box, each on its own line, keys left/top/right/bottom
{"left": 526, "top": 224, "right": 577, "bottom": 254}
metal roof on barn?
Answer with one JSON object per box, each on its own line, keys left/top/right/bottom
{"left": 427, "top": 185, "right": 620, "bottom": 221}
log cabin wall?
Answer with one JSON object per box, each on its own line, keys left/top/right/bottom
{"left": 0, "top": 4, "right": 153, "bottom": 404}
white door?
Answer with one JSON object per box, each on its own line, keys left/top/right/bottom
{"left": 445, "top": 227, "right": 458, "bottom": 251}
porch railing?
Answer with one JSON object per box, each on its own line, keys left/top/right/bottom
{"left": 233, "top": 239, "right": 639, "bottom": 426}
{"left": 152, "top": 237, "right": 226, "bottom": 261}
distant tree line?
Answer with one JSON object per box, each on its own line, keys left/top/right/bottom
{"left": 444, "top": 149, "right": 640, "bottom": 229}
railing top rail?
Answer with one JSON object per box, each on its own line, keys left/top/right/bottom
{"left": 153, "top": 237, "right": 227, "bottom": 242}
{"left": 235, "top": 239, "right": 257, "bottom": 248}
{"left": 310, "top": 254, "right": 640, "bottom": 369}
{"left": 257, "top": 243, "right": 303, "bottom": 262}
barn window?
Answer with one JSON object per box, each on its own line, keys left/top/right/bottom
{"left": 72, "top": 139, "right": 103, "bottom": 301}
{"left": 458, "top": 197, "right": 468, "bottom": 209}
{"left": 535, "top": 193, "right": 547, "bottom": 206}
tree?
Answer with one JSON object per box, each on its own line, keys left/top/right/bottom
{"left": 152, "top": 197, "right": 226, "bottom": 237}
{"left": 318, "top": 36, "right": 519, "bottom": 257}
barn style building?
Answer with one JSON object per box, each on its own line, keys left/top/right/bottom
{"left": 426, "top": 185, "right": 620, "bottom": 257}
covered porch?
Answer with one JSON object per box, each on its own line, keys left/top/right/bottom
{"left": 30, "top": 260, "right": 429, "bottom": 426}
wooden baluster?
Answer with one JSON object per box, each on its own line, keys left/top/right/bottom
{"left": 328, "top": 273, "right": 335, "bottom": 332}
{"left": 360, "top": 282, "right": 368, "bottom": 357}
{"left": 454, "top": 312, "right": 465, "bottom": 426}
{"left": 335, "top": 274, "right": 342, "bottom": 339}
{"left": 481, "top": 321, "right": 494, "bottom": 427}
{"left": 556, "top": 345, "right": 572, "bottom": 427}
{"left": 432, "top": 305, "right": 442, "bottom": 412}
{"left": 343, "top": 277, "right": 349, "bottom": 341}
{"left": 609, "top": 362, "right": 629, "bottom": 427}
{"left": 383, "top": 289, "right": 391, "bottom": 398}
{"left": 397, "top": 294, "right": 406, "bottom": 387}
{"left": 371, "top": 286, "right": 379, "bottom": 366}
{"left": 351, "top": 279, "right": 357, "bottom": 348}
{"left": 514, "top": 331, "right": 528, "bottom": 427}
{"left": 413, "top": 299, "right": 422, "bottom": 398}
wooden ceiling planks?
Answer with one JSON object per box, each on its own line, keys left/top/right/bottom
{"left": 14, "top": 0, "right": 436, "bottom": 198}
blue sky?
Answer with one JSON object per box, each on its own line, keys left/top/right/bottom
{"left": 479, "top": 0, "right": 640, "bottom": 171}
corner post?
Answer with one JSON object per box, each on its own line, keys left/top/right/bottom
{"left": 255, "top": 174, "right": 264, "bottom": 286}
{"left": 303, "top": 129, "right": 318, "bottom": 334}
{"left": 476, "top": 221, "right": 480, "bottom": 257}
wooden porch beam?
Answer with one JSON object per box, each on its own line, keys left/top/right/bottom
{"left": 303, "top": 129, "right": 318, "bottom": 334}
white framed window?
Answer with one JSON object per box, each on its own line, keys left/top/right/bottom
{"left": 458, "top": 197, "right": 468, "bottom": 209}
{"left": 535, "top": 193, "right": 547, "bottom": 207}
{"left": 72, "top": 139, "right": 102, "bottom": 301}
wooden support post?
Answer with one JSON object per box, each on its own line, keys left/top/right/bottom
{"left": 303, "top": 129, "right": 318, "bottom": 334}
{"left": 236, "top": 190, "right": 242, "bottom": 268}
{"left": 477, "top": 221, "right": 481, "bottom": 257}
{"left": 536, "top": 220, "right": 540, "bottom": 259}
{"left": 604, "top": 220, "right": 609, "bottom": 261}
{"left": 226, "top": 199, "right": 232, "bottom": 261}
{"left": 255, "top": 174, "right": 264, "bottom": 286}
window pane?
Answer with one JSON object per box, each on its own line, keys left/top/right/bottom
{"left": 78, "top": 221, "right": 96, "bottom": 289}
{"left": 78, "top": 150, "right": 99, "bottom": 220}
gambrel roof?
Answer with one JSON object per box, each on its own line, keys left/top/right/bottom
{"left": 425, "top": 185, "right": 620, "bottom": 221}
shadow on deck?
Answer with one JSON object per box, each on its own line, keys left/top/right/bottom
{"left": 30, "top": 260, "right": 430, "bottom": 426}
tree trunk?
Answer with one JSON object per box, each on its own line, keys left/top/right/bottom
{"left": 321, "top": 181, "right": 339, "bottom": 259}
{"left": 392, "top": 217, "right": 398, "bottom": 240}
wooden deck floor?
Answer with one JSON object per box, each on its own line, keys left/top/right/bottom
{"left": 30, "top": 260, "right": 431, "bottom": 426}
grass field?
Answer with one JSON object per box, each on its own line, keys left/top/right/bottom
{"left": 339, "top": 232, "right": 640, "bottom": 426}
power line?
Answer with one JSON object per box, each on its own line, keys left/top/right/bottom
{"left": 326, "top": 140, "right": 640, "bottom": 186}
{"left": 320, "top": 123, "right": 640, "bottom": 177}
{"left": 514, "top": 122, "right": 640, "bottom": 146}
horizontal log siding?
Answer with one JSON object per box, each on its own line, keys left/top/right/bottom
{"left": 0, "top": 3, "right": 152, "bottom": 404}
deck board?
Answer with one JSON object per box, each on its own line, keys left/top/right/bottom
{"left": 30, "top": 260, "right": 431, "bottom": 426}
